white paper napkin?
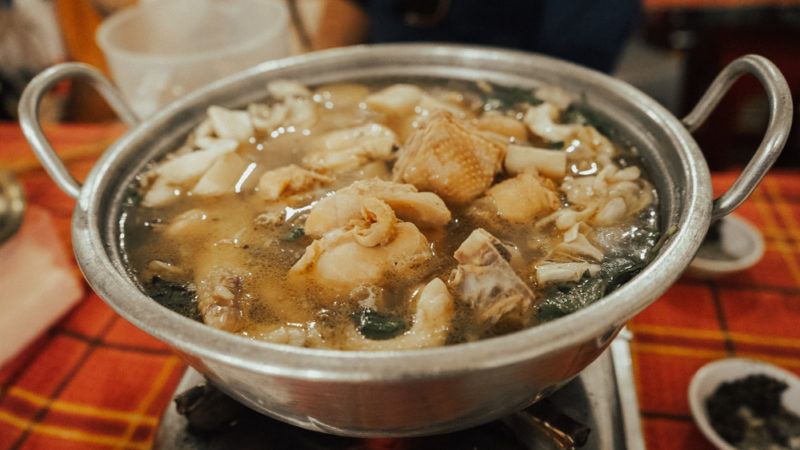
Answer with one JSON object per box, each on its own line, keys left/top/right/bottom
{"left": 0, "top": 206, "right": 83, "bottom": 366}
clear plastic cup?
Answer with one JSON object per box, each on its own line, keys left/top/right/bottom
{"left": 96, "top": 0, "right": 289, "bottom": 118}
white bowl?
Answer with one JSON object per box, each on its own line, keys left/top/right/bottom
{"left": 688, "top": 358, "right": 800, "bottom": 449}
{"left": 686, "top": 214, "right": 765, "bottom": 280}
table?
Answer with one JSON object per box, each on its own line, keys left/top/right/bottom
{"left": 1, "top": 122, "right": 798, "bottom": 449}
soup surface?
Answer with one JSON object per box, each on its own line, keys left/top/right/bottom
{"left": 121, "top": 78, "right": 659, "bottom": 350}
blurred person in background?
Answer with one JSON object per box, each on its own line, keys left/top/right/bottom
{"left": 47, "top": 0, "right": 640, "bottom": 121}
{"left": 312, "top": 0, "right": 641, "bottom": 73}
{"left": 0, "top": 0, "right": 65, "bottom": 120}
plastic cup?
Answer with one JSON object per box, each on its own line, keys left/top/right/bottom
{"left": 96, "top": 0, "right": 289, "bottom": 118}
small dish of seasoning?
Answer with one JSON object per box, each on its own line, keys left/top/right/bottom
{"left": 689, "top": 358, "right": 800, "bottom": 450}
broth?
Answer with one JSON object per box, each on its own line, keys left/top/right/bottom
{"left": 121, "top": 78, "right": 659, "bottom": 350}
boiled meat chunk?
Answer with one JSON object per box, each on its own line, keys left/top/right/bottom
{"left": 484, "top": 172, "right": 560, "bottom": 223}
{"left": 449, "top": 229, "right": 534, "bottom": 325}
{"left": 290, "top": 222, "right": 432, "bottom": 290}
{"left": 304, "top": 179, "right": 451, "bottom": 237}
{"left": 257, "top": 164, "right": 331, "bottom": 201}
{"left": 344, "top": 278, "right": 455, "bottom": 350}
{"left": 302, "top": 123, "right": 397, "bottom": 172}
{"left": 476, "top": 113, "right": 529, "bottom": 143}
{"left": 193, "top": 246, "right": 250, "bottom": 332}
{"left": 365, "top": 84, "right": 424, "bottom": 117}
{"left": 392, "top": 111, "right": 505, "bottom": 204}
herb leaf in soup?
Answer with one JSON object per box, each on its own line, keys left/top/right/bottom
{"left": 354, "top": 309, "right": 407, "bottom": 340}
{"left": 119, "top": 77, "right": 660, "bottom": 350}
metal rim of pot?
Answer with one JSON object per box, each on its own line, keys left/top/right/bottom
{"left": 17, "top": 44, "right": 792, "bottom": 383}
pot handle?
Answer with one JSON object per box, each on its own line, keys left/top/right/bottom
{"left": 18, "top": 63, "right": 139, "bottom": 200}
{"left": 682, "top": 54, "right": 793, "bottom": 221}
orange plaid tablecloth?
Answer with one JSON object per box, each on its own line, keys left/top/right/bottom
{"left": 0, "top": 122, "right": 798, "bottom": 449}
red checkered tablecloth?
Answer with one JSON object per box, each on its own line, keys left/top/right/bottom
{"left": 0, "top": 122, "right": 798, "bottom": 449}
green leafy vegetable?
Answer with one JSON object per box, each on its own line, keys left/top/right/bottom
{"left": 354, "top": 309, "right": 406, "bottom": 340}
{"left": 280, "top": 226, "right": 305, "bottom": 241}
{"left": 561, "top": 104, "right": 616, "bottom": 137}
{"left": 147, "top": 277, "right": 199, "bottom": 321}
{"left": 537, "top": 275, "right": 607, "bottom": 322}
{"left": 537, "top": 217, "right": 677, "bottom": 323}
{"left": 483, "top": 85, "right": 542, "bottom": 110}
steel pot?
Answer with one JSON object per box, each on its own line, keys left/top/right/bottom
{"left": 18, "top": 44, "right": 792, "bottom": 437}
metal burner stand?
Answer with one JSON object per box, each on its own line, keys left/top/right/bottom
{"left": 154, "top": 331, "right": 645, "bottom": 449}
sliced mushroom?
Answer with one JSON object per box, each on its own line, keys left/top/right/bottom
{"left": 524, "top": 103, "right": 579, "bottom": 142}
{"left": 535, "top": 262, "right": 601, "bottom": 285}
{"left": 504, "top": 144, "right": 567, "bottom": 179}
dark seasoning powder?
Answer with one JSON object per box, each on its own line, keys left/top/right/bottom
{"left": 707, "top": 374, "right": 800, "bottom": 449}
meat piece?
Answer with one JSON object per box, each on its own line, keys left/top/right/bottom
{"left": 303, "top": 123, "right": 397, "bottom": 172}
{"left": 450, "top": 229, "right": 534, "bottom": 325}
{"left": 257, "top": 164, "right": 331, "bottom": 201}
{"left": 344, "top": 278, "right": 454, "bottom": 350}
{"left": 365, "top": 84, "right": 424, "bottom": 117}
{"left": 418, "top": 94, "right": 467, "bottom": 118}
{"left": 290, "top": 222, "right": 432, "bottom": 291}
{"left": 485, "top": 172, "right": 560, "bottom": 223}
{"left": 350, "top": 197, "right": 398, "bottom": 247}
{"left": 193, "top": 246, "right": 250, "bottom": 332}
{"left": 304, "top": 179, "right": 451, "bottom": 237}
{"left": 393, "top": 111, "right": 506, "bottom": 204}
{"left": 476, "top": 113, "right": 529, "bottom": 143}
